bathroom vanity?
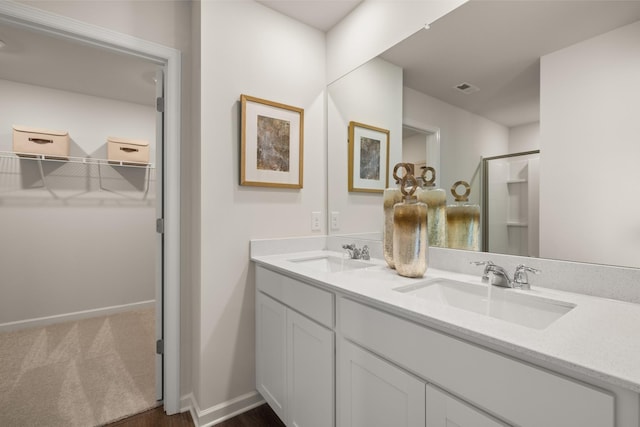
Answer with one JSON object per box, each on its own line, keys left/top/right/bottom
{"left": 252, "top": 239, "right": 640, "bottom": 427}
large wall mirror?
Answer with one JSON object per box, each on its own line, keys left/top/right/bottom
{"left": 327, "top": 0, "right": 640, "bottom": 269}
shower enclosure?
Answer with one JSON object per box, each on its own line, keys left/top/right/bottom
{"left": 482, "top": 150, "right": 540, "bottom": 257}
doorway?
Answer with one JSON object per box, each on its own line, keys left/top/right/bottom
{"left": 0, "top": 0, "right": 181, "bottom": 419}
{"left": 402, "top": 123, "right": 441, "bottom": 186}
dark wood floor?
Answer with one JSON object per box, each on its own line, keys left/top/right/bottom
{"left": 216, "top": 404, "right": 285, "bottom": 427}
{"left": 105, "top": 403, "right": 284, "bottom": 427}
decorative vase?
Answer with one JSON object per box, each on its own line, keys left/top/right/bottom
{"left": 417, "top": 166, "right": 447, "bottom": 248}
{"left": 446, "top": 180, "right": 480, "bottom": 250}
{"left": 383, "top": 163, "right": 412, "bottom": 269}
{"left": 393, "top": 172, "right": 428, "bottom": 278}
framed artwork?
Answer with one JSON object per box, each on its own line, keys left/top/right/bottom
{"left": 348, "top": 121, "right": 390, "bottom": 193}
{"left": 240, "top": 94, "right": 304, "bottom": 188}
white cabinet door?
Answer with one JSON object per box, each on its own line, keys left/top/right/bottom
{"left": 338, "top": 339, "right": 425, "bottom": 427}
{"left": 287, "top": 309, "right": 334, "bottom": 427}
{"left": 426, "top": 385, "right": 508, "bottom": 427}
{"left": 256, "top": 291, "right": 287, "bottom": 423}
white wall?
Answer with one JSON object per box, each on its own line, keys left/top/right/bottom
{"left": 403, "top": 86, "right": 509, "bottom": 206}
{"left": 326, "top": 0, "right": 468, "bottom": 83}
{"left": 509, "top": 122, "right": 539, "bottom": 153}
{"left": 328, "top": 57, "right": 403, "bottom": 236}
{"left": 0, "top": 79, "right": 156, "bottom": 325}
{"left": 539, "top": 20, "right": 640, "bottom": 268}
{"left": 197, "top": 1, "right": 326, "bottom": 422}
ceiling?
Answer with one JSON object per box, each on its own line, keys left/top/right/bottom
{"left": 3, "top": 0, "right": 639, "bottom": 128}
{"left": 257, "top": 0, "right": 640, "bottom": 128}
{"left": 0, "top": 21, "right": 159, "bottom": 106}
{"left": 381, "top": 0, "right": 640, "bottom": 127}
{"left": 0, "top": 1, "right": 358, "bottom": 107}
{"left": 258, "top": 0, "right": 361, "bottom": 31}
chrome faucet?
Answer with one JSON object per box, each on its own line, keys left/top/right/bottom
{"left": 472, "top": 261, "right": 540, "bottom": 290}
{"left": 513, "top": 264, "right": 541, "bottom": 290}
{"left": 485, "top": 264, "right": 513, "bottom": 288}
{"left": 470, "top": 261, "right": 495, "bottom": 283}
{"left": 342, "top": 243, "right": 370, "bottom": 260}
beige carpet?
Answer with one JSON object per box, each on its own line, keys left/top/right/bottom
{"left": 0, "top": 308, "right": 157, "bottom": 427}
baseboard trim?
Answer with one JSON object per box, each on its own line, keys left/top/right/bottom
{"left": 182, "top": 390, "right": 265, "bottom": 427}
{"left": 181, "top": 393, "right": 199, "bottom": 426}
{"left": 0, "top": 300, "right": 155, "bottom": 332}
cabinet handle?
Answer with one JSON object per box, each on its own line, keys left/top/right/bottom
{"left": 29, "top": 137, "right": 53, "bottom": 144}
{"left": 120, "top": 147, "right": 139, "bottom": 153}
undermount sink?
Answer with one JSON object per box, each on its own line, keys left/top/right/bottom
{"left": 394, "top": 278, "right": 575, "bottom": 329}
{"left": 290, "top": 255, "right": 371, "bottom": 273}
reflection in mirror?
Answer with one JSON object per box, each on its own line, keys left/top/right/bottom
{"left": 402, "top": 125, "right": 440, "bottom": 188}
{"left": 327, "top": 0, "right": 640, "bottom": 269}
{"left": 327, "top": 57, "right": 402, "bottom": 236}
{"left": 482, "top": 150, "right": 540, "bottom": 257}
{"left": 402, "top": 126, "right": 426, "bottom": 176}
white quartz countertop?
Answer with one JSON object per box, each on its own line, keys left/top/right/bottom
{"left": 252, "top": 250, "right": 640, "bottom": 393}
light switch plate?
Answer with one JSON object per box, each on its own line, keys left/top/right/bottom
{"left": 331, "top": 211, "right": 340, "bottom": 230}
{"left": 311, "top": 211, "right": 321, "bottom": 231}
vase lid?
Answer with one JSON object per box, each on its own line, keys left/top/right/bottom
{"left": 451, "top": 180, "right": 471, "bottom": 202}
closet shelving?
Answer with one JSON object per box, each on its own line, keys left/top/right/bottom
{"left": 0, "top": 150, "right": 155, "bottom": 198}
{"left": 0, "top": 150, "right": 154, "bottom": 169}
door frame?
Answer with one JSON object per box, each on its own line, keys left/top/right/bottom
{"left": 0, "top": 2, "right": 182, "bottom": 414}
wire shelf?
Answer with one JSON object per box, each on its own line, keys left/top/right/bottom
{"left": 0, "top": 150, "right": 154, "bottom": 169}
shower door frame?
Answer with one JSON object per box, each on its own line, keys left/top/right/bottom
{"left": 481, "top": 149, "right": 540, "bottom": 254}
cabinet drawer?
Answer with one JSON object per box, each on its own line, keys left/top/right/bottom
{"left": 257, "top": 266, "right": 333, "bottom": 328}
{"left": 339, "top": 298, "right": 614, "bottom": 427}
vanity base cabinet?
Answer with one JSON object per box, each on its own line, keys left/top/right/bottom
{"left": 339, "top": 297, "right": 614, "bottom": 427}
{"left": 255, "top": 264, "right": 636, "bottom": 427}
{"left": 426, "top": 385, "right": 508, "bottom": 427}
{"left": 338, "top": 339, "right": 425, "bottom": 427}
{"left": 256, "top": 291, "right": 287, "bottom": 421}
{"left": 287, "top": 309, "right": 333, "bottom": 427}
{"left": 256, "top": 266, "right": 335, "bottom": 427}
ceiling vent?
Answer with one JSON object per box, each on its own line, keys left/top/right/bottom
{"left": 454, "top": 82, "right": 480, "bottom": 95}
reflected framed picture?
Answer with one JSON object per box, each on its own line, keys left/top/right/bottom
{"left": 241, "top": 94, "right": 304, "bottom": 188}
{"left": 348, "top": 121, "right": 390, "bottom": 193}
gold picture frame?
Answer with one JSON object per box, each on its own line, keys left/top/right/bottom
{"left": 348, "top": 121, "right": 390, "bottom": 193}
{"left": 240, "top": 94, "right": 304, "bottom": 188}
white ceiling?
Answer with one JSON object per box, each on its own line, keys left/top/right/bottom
{"left": 0, "top": 22, "right": 159, "bottom": 106}
{"left": 258, "top": 0, "right": 361, "bottom": 31}
{"left": 381, "top": 0, "right": 640, "bottom": 127}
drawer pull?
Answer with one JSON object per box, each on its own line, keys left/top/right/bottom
{"left": 120, "top": 147, "right": 139, "bottom": 153}
{"left": 29, "top": 137, "right": 53, "bottom": 144}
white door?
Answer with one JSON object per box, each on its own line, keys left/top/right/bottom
{"left": 338, "top": 339, "right": 425, "bottom": 427}
{"left": 426, "top": 385, "right": 509, "bottom": 427}
{"left": 256, "top": 292, "right": 287, "bottom": 422}
{"left": 155, "top": 68, "right": 165, "bottom": 402}
{"left": 287, "top": 309, "right": 334, "bottom": 427}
